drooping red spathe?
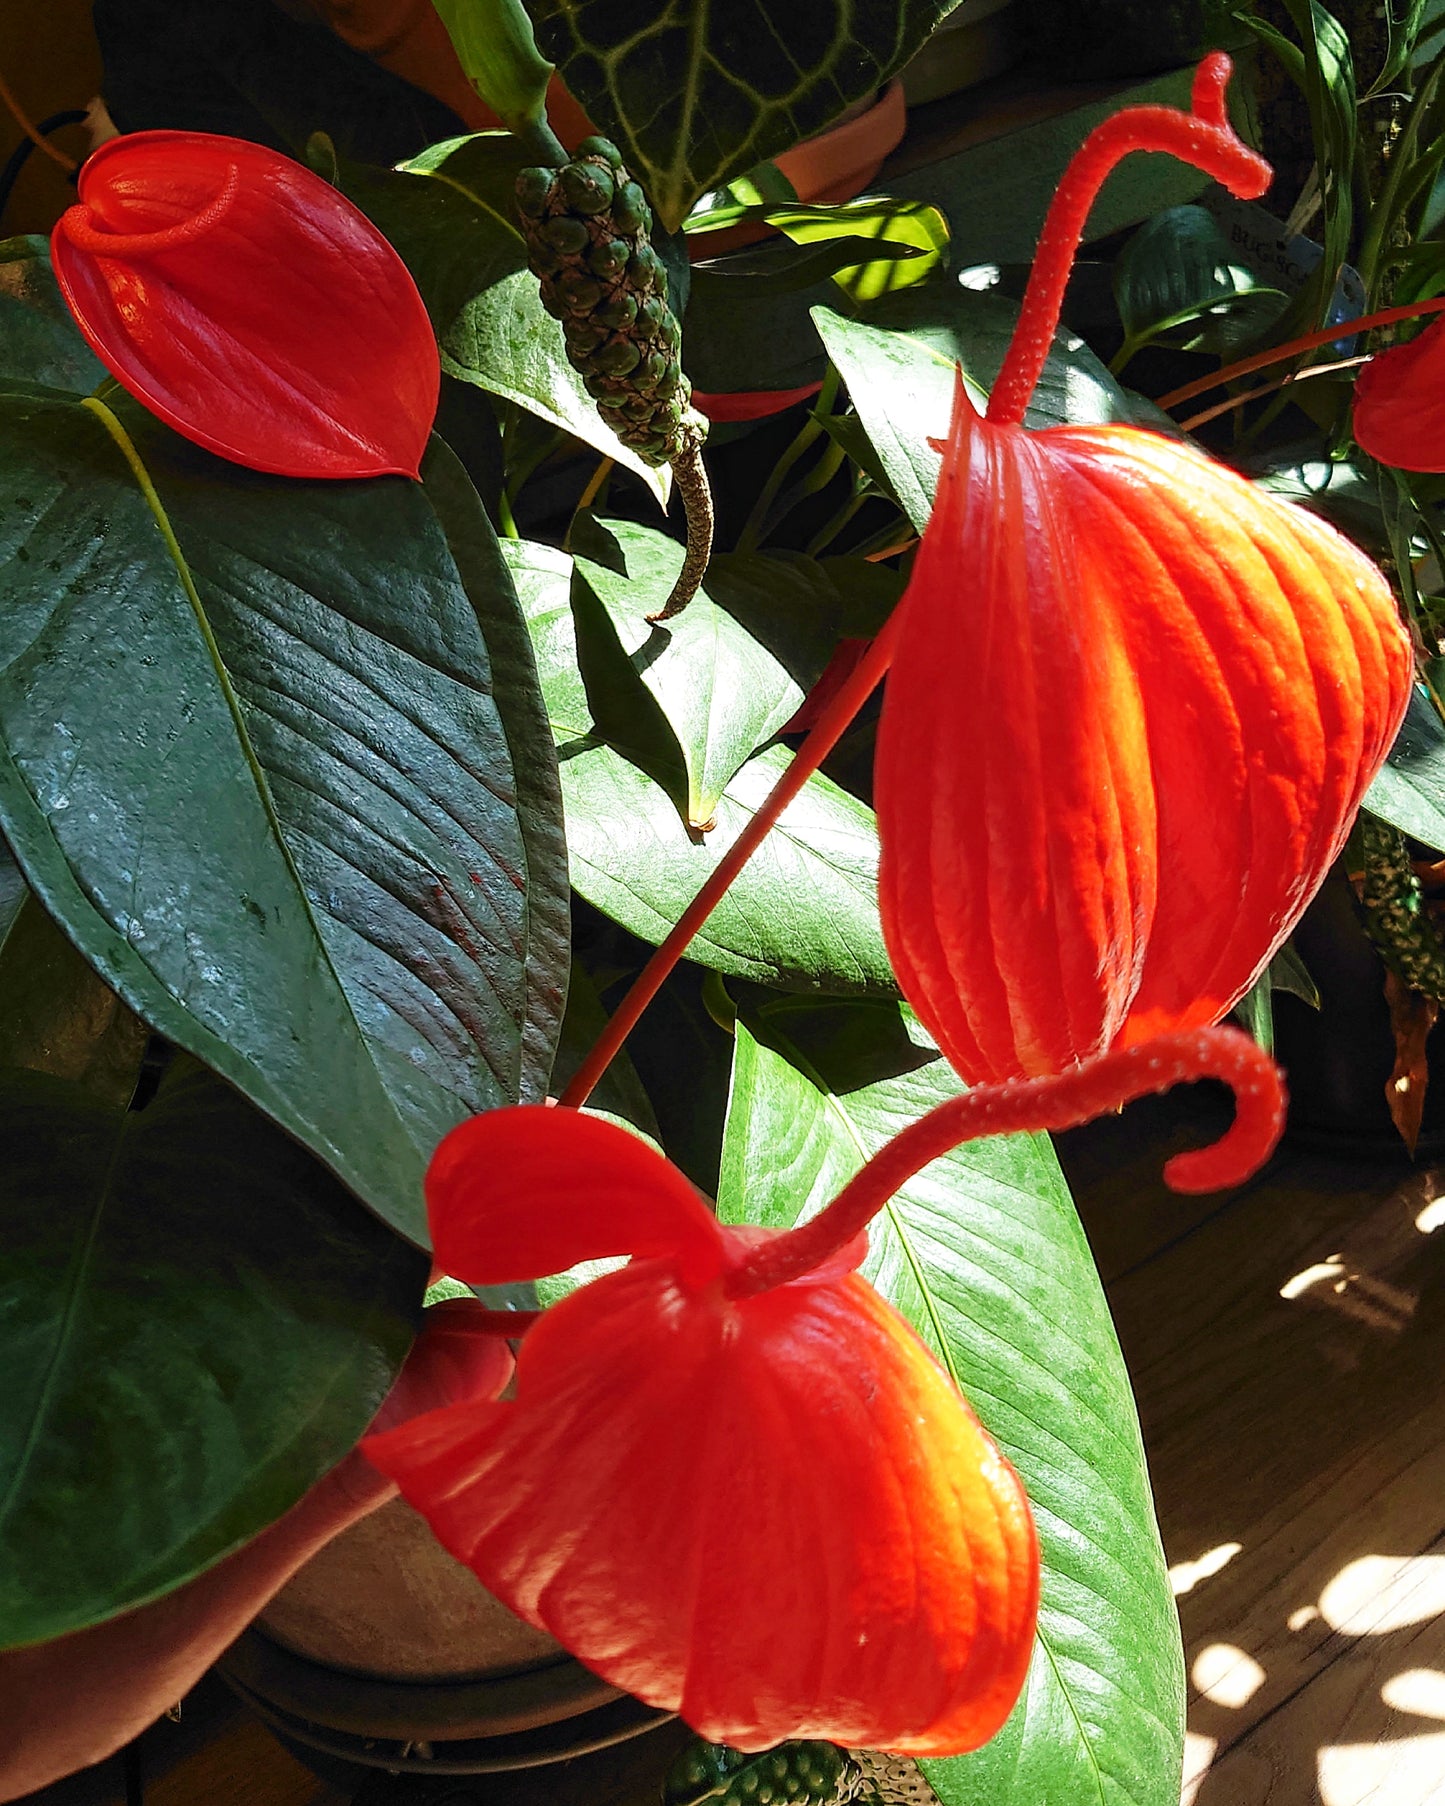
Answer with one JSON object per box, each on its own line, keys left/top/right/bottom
{"left": 363, "top": 1105, "right": 1040, "bottom": 1757}
{"left": 874, "top": 59, "right": 1414, "bottom": 1085}
{"left": 52, "top": 131, "right": 439, "bottom": 480}
{"left": 1353, "top": 316, "right": 1445, "bottom": 472}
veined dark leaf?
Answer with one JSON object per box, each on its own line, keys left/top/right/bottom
{"left": 0, "top": 261, "right": 568, "bottom": 1241}
{"left": 521, "top": 0, "right": 963, "bottom": 229}
{"left": 717, "top": 1010, "right": 1183, "bottom": 1806}
{"left": 0, "top": 1057, "right": 424, "bottom": 1647}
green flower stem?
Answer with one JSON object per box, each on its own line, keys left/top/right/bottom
{"left": 733, "top": 368, "right": 840, "bottom": 555}
{"left": 1358, "top": 60, "right": 1445, "bottom": 301}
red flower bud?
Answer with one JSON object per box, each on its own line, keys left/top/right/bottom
{"left": 874, "top": 60, "right": 1413, "bottom": 1085}
{"left": 52, "top": 131, "right": 439, "bottom": 480}
{"left": 363, "top": 1106, "right": 1040, "bottom": 1756}
{"left": 1353, "top": 317, "right": 1445, "bottom": 472}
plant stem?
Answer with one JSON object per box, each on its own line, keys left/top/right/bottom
{"left": 1177, "top": 353, "right": 1369, "bottom": 432}
{"left": 0, "top": 67, "right": 79, "bottom": 173}
{"left": 987, "top": 55, "right": 1271, "bottom": 426}
{"left": 559, "top": 611, "right": 902, "bottom": 1108}
{"left": 1358, "top": 60, "right": 1445, "bottom": 300}
{"left": 1157, "top": 294, "right": 1445, "bottom": 411}
{"left": 724, "top": 1026, "right": 1286, "bottom": 1297}
{"left": 733, "top": 368, "right": 840, "bottom": 555}
{"left": 649, "top": 431, "right": 715, "bottom": 620}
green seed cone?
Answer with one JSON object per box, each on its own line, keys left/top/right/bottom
{"left": 516, "top": 150, "right": 705, "bottom": 468}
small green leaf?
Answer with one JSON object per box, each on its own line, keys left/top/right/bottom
{"left": 1366, "top": 687, "right": 1445, "bottom": 853}
{"left": 1232, "top": 971, "right": 1275, "bottom": 1053}
{"left": 718, "top": 1011, "right": 1183, "bottom": 1806}
{"left": 506, "top": 538, "right": 892, "bottom": 991}
{"left": 522, "top": 0, "right": 962, "bottom": 229}
{"left": 571, "top": 517, "right": 803, "bottom": 827}
{"left": 769, "top": 198, "right": 949, "bottom": 302}
{"left": 0, "top": 1058, "right": 424, "bottom": 1647}
{"left": 814, "top": 288, "right": 1138, "bottom": 532}
{"left": 689, "top": 234, "right": 924, "bottom": 300}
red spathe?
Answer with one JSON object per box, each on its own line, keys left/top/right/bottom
{"left": 875, "top": 382, "right": 1413, "bottom": 1084}
{"left": 1353, "top": 318, "right": 1445, "bottom": 473}
{"left": 363, "top": 1105, "right": 1039, "bottom": 1755}
{"left": 52, "top": 131, "right": 439, "bottom": 480}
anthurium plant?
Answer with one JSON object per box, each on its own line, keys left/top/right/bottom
{"left": 4, "top": 1, "right": 1445, "bottom": 1801}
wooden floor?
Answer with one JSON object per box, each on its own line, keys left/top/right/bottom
{"left": 23, "top": 1090, "right": 1445, "bottom": 1806}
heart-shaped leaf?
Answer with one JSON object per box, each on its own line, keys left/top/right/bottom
{"left": 571, "top": 516, "right": 803, "bottom": 827}
{"left": 0, "top": 314, "right": 567, "bottom": 1240}
{"left": 718, "top": 1010, "right": 1183, "bottom": 1806}
{"left": 521, "top": 0, "right": 961, "bottom": 229}
{"left": 0, "top": 1057, "right": 424, "bottom": 1647}
{"left": 505, "top": 537, "right": 892, "bottom": 991}
{"left": 814, "top": 287, "right": 1138, "bottom": 532}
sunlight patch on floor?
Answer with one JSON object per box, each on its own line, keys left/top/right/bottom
{"left": 1191, "top": 1642, "right": 1266, "bottom": 1708}
{"left": 1170, "top": 1542, "right": 1242, "bottom": 1598}
{"left": 1319, "top": 1555, "right": 1445, "bottom": 1637}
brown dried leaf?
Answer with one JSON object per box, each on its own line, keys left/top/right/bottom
{"left": 1384, "top": 970, "right": 1438, "bottom": 1155}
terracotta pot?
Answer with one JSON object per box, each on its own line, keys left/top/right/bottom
{"left": 218, "top": 1497, "right": 675, "bottom": 1780}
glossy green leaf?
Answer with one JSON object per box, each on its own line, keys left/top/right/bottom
{"left": 717, "top": 1011, "right": 1183, "bottom": 1806}
{"left": 769, "top": 198, "right": 949, "bottom": 302}
{"left": 814, "top": 288, "right": 1138, "bottom": 532}
{"left": 430, "top": 0, "right": 555, "bottom": 137}
{"left": 703, "top": 550, "right": 902, "bottom": 692}
{"left": 1366, "top": 687, "right": 1445, "bottom": 852}
{"left": 504, "top": 538, "right": 892, "bottom": 991}
{"left": 0, "top": 1058, "right": 424, "bottom": 1647}
{"left": 571, "top": 516, "right": 803, "bottom": 827}
{"left": 0, "top": 371, "right": 567, "bottom": 1243}
{"left": 521, "top": 0, "right": 961, "bottom": 229}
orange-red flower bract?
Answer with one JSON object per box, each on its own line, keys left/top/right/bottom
{"left": 362, "top": 1106, "right": 1040, "bottom": 1756}
{"left": 874, "top": 380, "right": 1414, "bottom": 1086}
{"left": 52, "top": 132, "right": 439, "bottom": 480}
{"left": 1353, "top": 317, "right": 1445, "bottom": 472}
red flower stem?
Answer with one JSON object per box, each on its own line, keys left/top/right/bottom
{"left": 1158, "top": 295, "right": 1445, "bottom": 413}
{"left": 58, "top": 165, "right": 241, "bottom": 256}
{"left": 1177, "top": 354, "right": 1371, "bottom": 433}
{"left": 987, "top": 54, "right": 1271, "bottom": 428}
{"left": 724, "top": 1026, "right": 1287, "bottom": 1299}
{"left": 559, "top": 612, "right": 903, "bottom": 1110}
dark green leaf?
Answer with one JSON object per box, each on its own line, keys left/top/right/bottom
{"left": 814, "top": 288, "right": 1138, "bottom": 532}
{"left": 690, "top": 234, "right": 924, "bottom": 300}
{"left": 505, "top": 538, "right": 892, "bottom": 991}
{"left": 1231, "top": 971, "right": 1275, "bottom": 1053}
{"left": 717, "top": 1012, "right": 1183, "bottom": 1806}
{"left": 0, "top": 376, "right": 566, "bottom": 1243}
{"left": 1366, "top": 687, "right": 1445, "bottom": 852}
{"left": 571, "top": 517, "right": 803, "bottom": 826}
{"left": 522, "top": 0, "right": 962, "bottom": 229}
{"left": 1112, "top": 205, "right": 1285, "bottom": 354}
{"left": 703, "top": 550, "right": 902, "bottom": 693}
{"left": 0, "top": 1058, "right": 424, "bottom": 1647}
{"left": 0, "top": 240, "right": 105, "bottom": 393}
{"left": 1270, "top": 940, "right": 1320, "bottom": 1009}
{"left": 0, "top": 889, "right": 149, "bottom": 1112}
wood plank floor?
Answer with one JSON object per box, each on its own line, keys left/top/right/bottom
{"left": 22, "top": 1090, "right": 1445, "bottom": 1805}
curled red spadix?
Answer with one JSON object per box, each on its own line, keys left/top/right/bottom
{"left": 1353, "top": 316, "right": 1445, "bottom": 472}
{"left": 364, "top": 1029, "right": 1283, "bottom": 1754}
{"left": 875, "top": 57, "right": 1414, "bottom": 1085}
{"left": 52, "top": 131, "right": 439, "bottom": 480}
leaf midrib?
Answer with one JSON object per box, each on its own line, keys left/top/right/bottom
{"left": 76, "top": 398, "right": 419, "bottom": 1166}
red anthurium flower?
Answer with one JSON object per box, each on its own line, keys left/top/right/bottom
{"left": 52, "top": 131, "right": 439, "bottom": 480}
{"left": 364, "top": 1028, "right": 1284, "bottom": 1754}
{"left": 366, "top": 1104, "right": 1039, "bottom": 1756}
{"left": 1353, "top": 316, "right": 1445, "bottom": 472}
{"left": 874, "top": 58, "right": 1414, "bottom": 1086}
